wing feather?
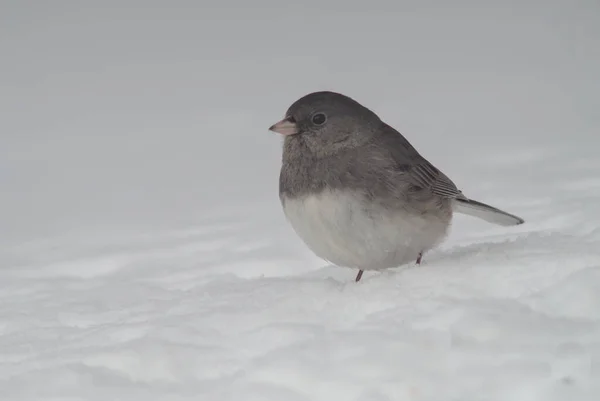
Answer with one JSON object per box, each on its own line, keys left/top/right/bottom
{"left": 378, "top": 122, "right": 465, "bottom": 199}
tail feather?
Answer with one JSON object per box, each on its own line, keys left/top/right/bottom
{"left": 453, "top": 198, "right": 524, "bottom": 226}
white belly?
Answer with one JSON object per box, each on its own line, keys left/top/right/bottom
{"left": 281, "top": 190, "right": 451, "bottom": 270}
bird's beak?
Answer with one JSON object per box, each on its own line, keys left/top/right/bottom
{"left": 269, "top": 117, "right": 298, "bottom": 136}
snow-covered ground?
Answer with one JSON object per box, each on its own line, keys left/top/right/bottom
{"left": 1, "top": 2, "right": 599, "bottom": 400}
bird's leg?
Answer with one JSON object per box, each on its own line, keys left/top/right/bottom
{"left": 355, "top": 270, "right": 364, "bottom": 282}
{"left": 416, "top": 252, "right": 423, "bottom": 265}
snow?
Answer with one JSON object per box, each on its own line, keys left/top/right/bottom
{"left": 1, "top": 1, "right": 600, "bottom": 400}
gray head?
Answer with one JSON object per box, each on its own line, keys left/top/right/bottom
{"left": 269, "top": 91, "right": 382, "bottom": 157}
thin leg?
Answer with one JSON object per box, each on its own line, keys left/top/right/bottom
{"left": 355, "top": 269, "right": 364, "bottom": 282}
{"left": 416, "top": 252, "right": 423, "bottom": 265}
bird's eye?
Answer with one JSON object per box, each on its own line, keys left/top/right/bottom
{"left": 311, "top": 113, "right": 327, "bottom": 125}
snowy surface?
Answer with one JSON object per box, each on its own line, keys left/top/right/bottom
{"left": 1, "top": 1, "right": 600, "bottom": 400}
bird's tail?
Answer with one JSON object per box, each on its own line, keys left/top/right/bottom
{"left": 453, "top": 198, "right": 524, "bottom": 226}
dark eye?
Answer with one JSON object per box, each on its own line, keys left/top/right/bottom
{"left": 311, "top": 113, "right": 327, "bottom": 125}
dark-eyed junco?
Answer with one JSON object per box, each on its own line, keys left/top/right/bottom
{"left": 270, "top": 91, "right": 524, "bottom": 282}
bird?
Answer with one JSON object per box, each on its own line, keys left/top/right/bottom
{"left": 269, "top": 91, "right": 524, "bottom": 282}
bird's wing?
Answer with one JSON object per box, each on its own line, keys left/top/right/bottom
{"left": 408, "top": 161, "right": 466, "bottom": 199}
{"left": 378, "top": 122, "right": 466, "bottom": 199}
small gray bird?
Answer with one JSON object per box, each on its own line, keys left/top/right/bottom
{"left": 269, "top": 91, "right": 524, "bottom": 282}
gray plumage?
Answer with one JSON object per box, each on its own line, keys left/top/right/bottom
{"left": 270, "top": 91, "right": 524, "bottom": 280}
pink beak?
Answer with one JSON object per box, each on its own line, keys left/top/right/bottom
{"left": 269, "top": 117, "right": 298, "bottom": 136}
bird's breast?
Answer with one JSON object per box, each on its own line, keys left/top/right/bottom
{"left": 280, "top": 189, "right": 451, "bottom": 270}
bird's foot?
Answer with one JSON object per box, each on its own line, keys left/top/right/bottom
{"left": 355, "top": 270, "right": 364, "bottom": 282}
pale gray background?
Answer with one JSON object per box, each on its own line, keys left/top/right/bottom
{"left": 1, "top": 0, "right": 598, "bottom": 246}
